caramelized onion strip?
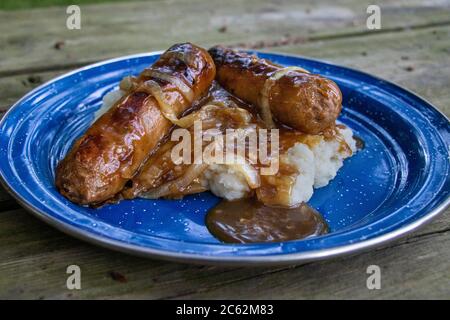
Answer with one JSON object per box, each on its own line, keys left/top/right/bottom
{"left": 119, "top": 76, "right": 192, "bottom": 127}
{"left": 230, "top": 161, "right": 261, "bottom": 189}
{"left": 139, "top": 164, "right": 208, "bottom": 199}
{"left": 119, "top": 76, "right": 139, "bottom": 92}
{"left": 170, "top": 103, "right": 252, "bottom": 129}
{"left": 137, "top": 79, "right": 184, "bottom": 126}
{"left": 164, "top": 50, "right": 196, "bottom": 69}
{"left": 141, "top": 69, "right": 194, "bottom": 103}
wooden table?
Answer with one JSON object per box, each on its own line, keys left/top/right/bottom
{"left": 0, "top": 0, "right": 449, "bottom": 299}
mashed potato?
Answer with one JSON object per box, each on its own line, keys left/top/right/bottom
{"left": 202, "top": 164, "right": 251, "bottom": 201}
{"left": 284, "top": 143, "right": 316, "bottom": 206}
{"left": 312, "top": 126, "right": 356, "bottom": 188}
{"left": 202, "top": 126, "right": 357, "bottom": 206}
{"left": 94, "top": 89, "right": 125, "bottom": 121}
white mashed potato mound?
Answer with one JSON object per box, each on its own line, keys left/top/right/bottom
{"left": 284, "top": 143, "right": 315, "bottom": 206}
{"left": 94, "top": 89, "right": 125, "bottom": 121}
{"left": 202, "top": 164, "right": 251, "bottom": 201}
{"left": 312, "top": 127, "right": 356, "bottom": 188}
{"left": 340, "top": 126, "right": 357, "bottom": 153}
{"left": 203, "top": 126, "right": 357, "bottom": 206}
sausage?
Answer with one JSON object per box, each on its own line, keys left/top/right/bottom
{"left": 56, "top": 43, "right": 216, "bottom": 205}
{"left": 121, "top": 83, "right": 256, "bottom": 200}
{"left": 208, "top": 46, "right": 342, "bottom": 134}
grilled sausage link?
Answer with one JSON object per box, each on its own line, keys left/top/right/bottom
{"left": 56, "top": 43, "right": 215, "bottom": 205}
{"left": 208, "top": 46, "right": 342, "bottom": 134}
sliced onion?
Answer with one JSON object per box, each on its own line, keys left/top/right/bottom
{"left": 171, "top": 111, "right": 199, "bottom": 128}
{"left": 138, "top": 79, "right": 187, "bottom": 127}
{"left": 176, "top": 104, "right": 221, "bottom": 127}
{"left": 258, "top": 80, "right": 277, "bottom": 129}
{"left": 222, "top": 106, "right": 253, "bottom": 124}
{"left": 175, "top": 104, "right": 252, "bottom": 129}
{"left": 118, "top": 69, "right": 195, "bottom": 127}
{"left": 164, "top": 50, "right": 196, "bottom": 68}
{"left": 259, "top": 66, "right": 311, "bottom": 129}
{"left": 94, "top": 89, "right": 125, "bottom": 122}
{"left": 181, "top": 181, "right": 208, "bottom": 196}
{"left": 139, "top": 163, "right": 208, "bottom": 199}
{"left": 119, "top": 76, "right": 139, "bottom": 92}
{"left": 198, "top": 103, "right": 253, "bottom": 126}
{"left": 227, "top": 154, "right": 261, "bottom": 189}
{"left": 171, "top": 106, "right": 210, "bottom": 128}
{"left": 141, "top": 69, "right": 194, "bottom": 103}
{"left": 272, "top": 66, "right": 310, "bottom": 79}
{"left": 136, "top": 81, "right": 232, "bottom": 128}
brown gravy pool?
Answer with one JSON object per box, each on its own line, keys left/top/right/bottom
{"left": 206, "top": 198, "right": 328, "bottom": 243}
{"left": 354, "top": 135, "right": 365, "bottom": 150}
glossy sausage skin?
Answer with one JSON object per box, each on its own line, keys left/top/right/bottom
{"left": 56, "top": 43, "right": 216, "bottom": 205}
{"left": 208, "top": 46, "right": 342, "bottom": 134}
{"left": 122, "top": 82, "right": 254, "bottom": 199}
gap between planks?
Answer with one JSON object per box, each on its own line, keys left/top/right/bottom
{"left": 1, "top": 18, "right": 450, "bottom": 78}
{"left": 155, "top": 230, "right": 450, "bottom": 299}
{"left": 232, "top": 19, "right": 450, "bottom": 49}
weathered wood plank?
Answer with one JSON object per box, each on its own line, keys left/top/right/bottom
{"left": 178, "top": 232, "right": 450, "bottom": 299}
{"left": 1, "top": 25, "right": 449, "bottom": 114}
{"left": 0, "top": 208, "right": 448, "bottom": 299}
{"left": 1, "top": 0, "right": 450, "bottom": 73}
{"left": 0, "top": 70, "right": 66, "bottom": 112}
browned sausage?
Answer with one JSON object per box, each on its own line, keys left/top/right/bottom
{"left": 121, "top": 82, "right": 256, "bottom": 200}
{"left": 56, "top": 43, "right": 215, "bottom": 205}
{"left": 208, "top": 46, "right": 342, "bottom": 134}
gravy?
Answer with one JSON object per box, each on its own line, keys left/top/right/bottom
{"left": 206, "top": 198, "right": 328, "bottom": 243}
{"left": 354, "top": 135, "right": 365, "bottom": 150}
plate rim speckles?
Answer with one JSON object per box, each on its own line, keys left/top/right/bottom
{"left": 0, "top": 50, "right": 449, "bottom": 266}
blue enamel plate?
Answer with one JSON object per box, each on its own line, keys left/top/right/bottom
{"left": 0, "top": 51, "right": 449, "bottom": 266}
